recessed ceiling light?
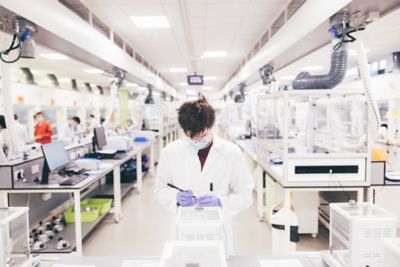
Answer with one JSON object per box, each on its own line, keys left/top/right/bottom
{"left": 202, "top": 51, "right": 228, "bottom": 58}
{"left": 203, "top": 76, "right": 216, "bottom": 81}
{"left": 202, "top": 86, "right": 213, "bottom": 90}
{"left": 131, "top": 16, "right": 170, "bottom": 29}
{"left": 40, "top": 53, "right": 69, "bottom": 60}
{"left": 169, "top": 67, "right": 187, "bottom": 73}
{"left": 126, "top": 83, "right": 138, "bottom": 88}
{"left": 58, "top": 78, "right": 71, "bottom": 82}
{"left": 84, "top": 68, "right": 104, "bottom": 74}
{"left": 301, "top": 65, "right": 324, "bottom": 71}
{"left": 179, "top": 82, "right": 188, "bottom": 86}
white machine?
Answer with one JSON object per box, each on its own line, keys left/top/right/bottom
{"left": 160, "top": 241, "right": 227, "bottom": 267}
{"left": 176, "top": 207, "right": 227, "bottom": 256}
{"left": 383, "top": 238, "right": 400, "bottom": 267}
{"left": 322, "top": 202, "right": 397, "bottom": 267}
{"left": 103, "top": 136, "right": 133, "bottom": 152}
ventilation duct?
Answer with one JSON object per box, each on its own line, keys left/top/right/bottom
{"left": 14, "top": 16, "right": 36, "bottom": 59}
{"left": 47, "top": 74, "right": 59, "bottom": 87}
{"left": 292, "top": 12, "right": 350, "bottom": 89}
{"left": 393, "top": 52, "right": 400, "bottom": 71}
{"left": 71, "top": 79, "right": 78, "bottom": 90}
{"left": 144, "top": 86, "right": 154, "bottom": 104}
{"left": 234, "top": 84, "right": 246, "bottom": 103}
{"left": 259, "top": 64, "right": 275, "bottom": 85}
{"left": 112, "top": 68, "right": 125, "bottom": 88}
{"left": 84, "top": 82, "right": 92, "bottom": 92}
{"left": 19, "top": 67, "right": 35, "bottom": 84}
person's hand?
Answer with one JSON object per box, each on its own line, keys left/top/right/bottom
{"left": 197, "top": 195, "right": 221, "bottom": 207}
{"left": 177, "top": 190, "right": 196, "bottom": 207}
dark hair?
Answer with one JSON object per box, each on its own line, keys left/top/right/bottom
{"left": 33, "top": 111, "right": 44, "bottom": 119}
{"left": 90, "top": 114, "right": 95, "bottom": 118}
{"left": 0, "top": 115, "right": 6, "bottom": 129}
{"left": 71, "top": 116, "right": 81, "bottom": 124}
{"left": 178, "top": 99, "right": 215, "bottom": 138}
{"left": 380, "top": 123, "right": 388, "bottom": 128}
{"left": 14, "top": 114, "right": 18, "bottom": 120}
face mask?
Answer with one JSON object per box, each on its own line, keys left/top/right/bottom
{"left": 187, "top": 133, "right": 212, "bottom": 151}
{"left": 36, "top": 116, "right": 44, "bottom": 123}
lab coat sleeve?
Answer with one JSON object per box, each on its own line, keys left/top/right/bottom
{"left": 220, "top": 148, "right": 254, "bottom": 217}
{"left": 153, "top": 147, "right": 178, "bottom": 213}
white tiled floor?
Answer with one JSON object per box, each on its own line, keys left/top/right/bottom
{"left": 83, "top": 174, "right": 328, "bottom": 256}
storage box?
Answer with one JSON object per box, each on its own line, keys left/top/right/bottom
{"left": 64, "top": 205, "right": 100, "bottom": 223}
{"left": 176, "top": 207, "right": 226, "bottom": 254}
{"left": 82, "top": 198, "right": 112, "bottom": 215}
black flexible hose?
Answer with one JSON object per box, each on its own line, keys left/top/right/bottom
{"left": 0, "top": 33, "right": 22, "bottom": 64}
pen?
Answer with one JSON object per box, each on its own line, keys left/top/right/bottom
{"left": 167, "top": 183, "right": 184, "bottom": 192}
{"left": 167, "top": 183, "right": 197, "bottom": 199}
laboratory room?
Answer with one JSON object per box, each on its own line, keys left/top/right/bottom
{"left": 0, "top": 0, "right": 400, "bottom": 267}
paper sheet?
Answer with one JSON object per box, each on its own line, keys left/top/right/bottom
{"left": 258, "top": 259, "right": 303, "bottom": 267}
{"left": 121, "top": 260, "right": 160, "bottom": 267}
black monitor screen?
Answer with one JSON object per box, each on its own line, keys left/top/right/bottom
{"left": 94, "top": 127, "right": 107, "bottom": 150}
{"left": 41, "top": 141, "right": 70, "bottom": 172}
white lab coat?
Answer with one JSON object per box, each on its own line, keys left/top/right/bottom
{"left": 14, "top": 121, "right": 28, "bottom": 148}
{"left": 58, "top": 122, "right": 75, "bottom": 144}
{"left": 154, "top": 134, "right": 254, "bottom": 254}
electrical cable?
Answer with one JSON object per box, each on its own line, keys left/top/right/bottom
{"left": 0, "top": 32, "right": 22, "bottom": 64}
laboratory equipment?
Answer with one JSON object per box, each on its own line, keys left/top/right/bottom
{"left": 256, "top": 90, "right": 370, "bottom": 187}
{"left": 270, "top": 205, "right": 299, "bottom": 255}
{"left": 41, "top": 141, "right": 71, "bottom": 184}
{"left": 0, "top": 207, "right": 39, "bottom": 267}
{"left": 161, "top": 241, "right": 227, "bottom": 267}
{"left": 93, "top": 127, "right": 107, "bottom": 151}
{"left": 383, "top": 238, "right": 400, "bottom": 267}
{"left": 322, "top": 203, "right": 396, "bottom": 267}
{"left": 176, "top": 207, "right": 227, "bottom": 255}
{"left": 103, "top": 136, "right": 133, "bottom": 152}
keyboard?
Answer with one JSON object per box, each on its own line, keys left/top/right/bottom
{"left": 59, "top": 174, "right": 89, "bottom": 186}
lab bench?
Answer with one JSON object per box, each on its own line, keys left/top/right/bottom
{"left": 0, "top": 138, "right": 160, "bottom": 256}
{"left": 39, "top": 254, "right": 326, "bottom": 267}
{"left": 224, "top": 129, "right": 367, "bottom": 243}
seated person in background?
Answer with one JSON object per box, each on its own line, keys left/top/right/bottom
{"left": 14, "top": 114, "right": 28, "bottom": 148}
{"left": 33, "top": 112, "right": 53, "bottom": 144}
{"left": 58, "top": 116, "right": 81, "bottom": 144}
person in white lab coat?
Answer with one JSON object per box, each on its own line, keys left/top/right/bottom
{"left": 58, "top": 116, "right": 80, "bottom": 144}
{"left": 154, "top": 99, "right": 254, "bottom": 254}
{"left": 87, "top": 114, "right": 99, "bottom": 132}
{"left": 13, "top": 114, "right": 28, "bottom": 148}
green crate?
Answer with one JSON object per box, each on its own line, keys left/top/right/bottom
{"left": 64, "top": 205, "right": 99, "bottom": 223}
{"left": 82, "top": 198, "right": 113, "bottom": 215}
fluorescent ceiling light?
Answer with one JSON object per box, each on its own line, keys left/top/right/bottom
{"left": 126, "top": 83, "right": 138, "bottom": 88}
{"left": 40, "top": 53, "right": 69, "bottom": 60}
{"left": 179, "top": 82, "right": 188, "bottom": 86}
{"left": 186, "top": 89, "right": 196, "bottom": 95}
{"left": 278, "top": 75, "right": 296, "bottom": 80}
{"left": 131, "top": 16, "right": 170, "bottom": 29}
{"left": 84, "top": 68, "right": 104, "bottom": 74}
{"left": 30, "top": 70, "right": 41, "bottom": 74}
{"left": 202, "top": 86, "right": 213, "bottom": 90}
{"left": 58, "top": 78, "right": 70, "bottom": 82}
{"left": 203, "top": 76, "right": 216, "bottom": 81}
{"left": 169, "top": 67, "right": 187, "bottom": 73}
{"left": 138, "top": 86, "right": 147, "bottom": 91}
{"left": 301, "top": 65, "right": 324, "bottom": 71}
{"left": 202, "top": 51, "right": 227, "bottom": 58}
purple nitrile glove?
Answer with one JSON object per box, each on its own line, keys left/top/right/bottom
{"left": 197, "top": 195, "right": 222, "bottom": 207}
{"left": 177, "top": 190, "right": 197, "bottom": 207}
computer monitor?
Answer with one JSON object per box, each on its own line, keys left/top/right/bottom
{"left": 93, "top": 126, "right": 107, "bottom": 151}
{"left": 41, "top": 141, "right": 71, "bottom": 184}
